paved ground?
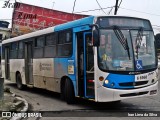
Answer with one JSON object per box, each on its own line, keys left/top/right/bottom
{"left": 3, "top": 80, "right": 160, "bottom": 120}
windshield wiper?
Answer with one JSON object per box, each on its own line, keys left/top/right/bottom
{"left": 113, "top": 26, "right": 131, "bottom": 60}
{"left": 135, "top": 27, "right": 143, "bottom": 59}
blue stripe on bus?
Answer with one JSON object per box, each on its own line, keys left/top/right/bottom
{"left": 54, "top": 58, "right": 68, "bottom": 78}
{"left": 104, "top": 73, "right": 135, "bottom": 89}
{"left": 54, "top": 16, "right": 94, "bottom": 31}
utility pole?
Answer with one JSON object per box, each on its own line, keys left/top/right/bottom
{"left": 52, "top": 2, "right": 55, "bottom": 9}
{"left": 0, "top": 78, "right": 4, "bottom": 100}
{"left": 114, "top": 0, "right": 119, "bottom": 15}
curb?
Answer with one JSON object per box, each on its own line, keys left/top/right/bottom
{"left": 4, "top": 89, "right": 29, "bottom": 120}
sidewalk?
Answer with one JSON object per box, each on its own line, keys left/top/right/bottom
{"left": 0, "top": 87, "right": 28, "bottom": 120}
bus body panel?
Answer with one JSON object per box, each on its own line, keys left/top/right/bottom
{"left": 1, "top": 59, "right": 26, "bottom": 84}
{"left": 10, "top": 59, "right": 25, "bottom": 83}
{"left": 33, "top": 58, "right": 60, "bottom": 92}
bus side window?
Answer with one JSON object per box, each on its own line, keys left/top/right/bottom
{"left": 44, "top": 33, "right": 57, "bottom": 57}
{"left": 10, "top": 42, "right": 18, "bottom": 59}
{"left": 57, "top": 30, "right": 72, "bottom": 57}
{"left": 18, "top": 41, "right": 24, "bottom": 59}
{"left": 34, "top": 36, "right": 45, "bottom": 58}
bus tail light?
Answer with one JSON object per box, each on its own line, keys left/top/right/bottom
{"left": 88, "top": 80, "right": 94, "bottom": 83}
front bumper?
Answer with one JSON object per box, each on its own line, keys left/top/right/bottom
{"left": 96, "top": 81, "right": 158, "bottom": 102}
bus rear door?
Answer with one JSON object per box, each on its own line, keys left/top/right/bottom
{"left": 4, "top": 46, "right": 10, "bottom": 79}
{"left": 24, "top": 42, "right": 33, "bottom": 85}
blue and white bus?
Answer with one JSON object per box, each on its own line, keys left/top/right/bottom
{"left": 1, "top": 16, "right": 158, "bottom": 104}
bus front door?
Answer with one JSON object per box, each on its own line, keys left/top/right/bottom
{"left": 5, "top": 47, "right": 10, "bottom": 79}
{"left": 25, "top": 42, "right": 33, "bottom": 85}
{"left": 83, "top": 32, "right": 95, "bottom": 98}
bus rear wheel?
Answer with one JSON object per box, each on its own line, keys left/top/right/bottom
{"left": 65, "top": 78, "right": 75, "bottom": 104}
{"left": 16, "top": 73, "right": 24, "bottom": 90}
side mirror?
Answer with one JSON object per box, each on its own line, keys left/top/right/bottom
{"left": 90, "top": 24, "right": 100, "bottom": 46}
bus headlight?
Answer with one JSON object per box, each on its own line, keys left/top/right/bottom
{"left": 104, "top": 80, "right": 109, "bottom": 84}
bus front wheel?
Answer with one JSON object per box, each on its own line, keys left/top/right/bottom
{"left": 65, "top": 78, "right": 75, "bottom": 104}
{"left": 16, "top": 73, "right": 24, "bottom": 90}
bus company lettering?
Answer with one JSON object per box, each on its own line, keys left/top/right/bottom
{"left": 39, "top": 63, "right": 51, "bottom": 71}
{"left": 2, "top": 0, "right": 20, "bottom": 8}
{"left": 17, "top": 12, "right": 37, "bottom": 19}
{"left": 148, "top": 71, "right": 154, "bottom": 76}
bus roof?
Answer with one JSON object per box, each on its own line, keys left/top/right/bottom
{"left": 54, "top": 16, "right": 95, "bottom": 31}
{"left": 2, "top": 15, "right": 150, "bottom": 44}
{"left": 2, "top": 16, "right": 95, "bottom": 44}
{"left": 2, "top": 27, "right": 54, "bottom": 44}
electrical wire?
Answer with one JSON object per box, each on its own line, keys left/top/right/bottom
{"left": 119, "top": 7, "right": 160, "bottom": 17}
{"left": 95, "top": 0, "right": 107, "bottom": 15}
{"left": 152, "top": 25, "right": 160, "bottom": 27}
{"left": 74, "top": 6, "right": 113, "bottom": 14}
{"left": 108, "top": 6, "right": 114, "bottom": 15}
{"left": 117, "top": 0, "right": 122, "bottom": 10}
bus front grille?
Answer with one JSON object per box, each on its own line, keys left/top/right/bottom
{"left": 119, "top": 81, "right": 148, "bottom": 87}
{"left": 120, "top": 91, "right": 149, "bottom": 97}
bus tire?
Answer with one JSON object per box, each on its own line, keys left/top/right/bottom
{"left": 60, "top": 79, "right": 66, "bottom": 100}
{"left": 65, "top": 78, "right": 75, "bottom": 104}
{"left": 16, "top": 73, "right": 24, "bottom": 90}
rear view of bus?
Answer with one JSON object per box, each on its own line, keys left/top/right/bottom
{"left": 93, "top": 17, "right": 158, "bottom": 102}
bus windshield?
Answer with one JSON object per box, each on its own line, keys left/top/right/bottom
{"left": 98, "top": 28, "right": 156, "bottom": 72}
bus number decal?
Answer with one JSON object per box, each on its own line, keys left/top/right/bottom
{"left": 137, "top": 75, "right": 147, "bottom": 80}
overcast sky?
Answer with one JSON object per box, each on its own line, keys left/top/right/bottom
{"left": 0, "top": 0, "right": 160, "bottom": 33}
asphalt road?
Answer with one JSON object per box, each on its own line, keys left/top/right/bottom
{"left": 4, "top": 78, "right": 160, "bottom": 120}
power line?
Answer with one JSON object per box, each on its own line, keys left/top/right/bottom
{"left": 117, "top": 0, "right": 122, "bottom": 10}
{"left": 74, "top": 6, "right": 113, "bottom": 14}
{"left": 108, "top": 6, "right": 114, "bottom": 15}
{"left": 119, "top": 7, "right": 160, "bottom": 17}
{"left": 95, "top": 0, "right": 107, "bottom": 15}
{"left": 152, "top": 25, "right": 160, "bottom": 27}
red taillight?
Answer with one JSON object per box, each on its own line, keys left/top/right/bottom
{"left": 88, "top": 80, "right": 94, "bottom": 83}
